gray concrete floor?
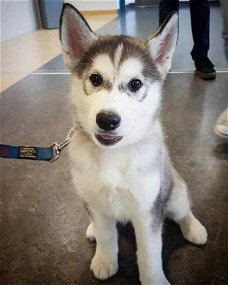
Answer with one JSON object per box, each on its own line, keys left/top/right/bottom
{"left": 1, "top": 4, "right": 228, "bottom": 285}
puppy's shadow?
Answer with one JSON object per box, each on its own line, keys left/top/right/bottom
{"left": 116, "top": 219, "right": 188, "bottom": 282}
{"left": 117, "top": 222, "right": 139, "bottom": 281}
{"left": 162, "top": 219, "right": 189, "bottom": 269}
{"left": 213, "top": 143, "right": 228, "bottom": 160}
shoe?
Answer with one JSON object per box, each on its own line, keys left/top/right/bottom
{"left": 214, "top": 108, "right": 228, "bottom": 139}
{"left": 194, "top": 57, "right": 216, "bottom": 80}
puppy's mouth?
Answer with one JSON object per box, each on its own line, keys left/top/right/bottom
{"left": 95, "top": 133, "right": 123, "bottom": 146}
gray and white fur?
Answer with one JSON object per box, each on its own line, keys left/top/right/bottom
{"left": 60, "top": 4, "right": 207, "bottom": 285}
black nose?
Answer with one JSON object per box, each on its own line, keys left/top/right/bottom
{"left": 96, "top": 111, "right": 121, "bottom": 131}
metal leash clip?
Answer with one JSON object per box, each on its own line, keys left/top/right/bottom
{"left": 49, "top": 142, "right": 61, "bottom": 163}
{"left": 49, "top": 125, "right": 78, "bottom": 163}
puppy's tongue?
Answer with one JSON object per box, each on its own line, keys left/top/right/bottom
{"left": 99, "top": 133, "right": 117, "bottom": 139}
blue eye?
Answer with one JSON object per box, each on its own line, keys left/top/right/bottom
{"left": 90, "top": 74, "right": 103, "bottom": 86}
{"left": 128, "top": 79, "right": 142, "bottom": 92}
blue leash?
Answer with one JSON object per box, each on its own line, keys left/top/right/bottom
{"left": 0, "top": 144, "right": 54, "bottom": 162}
{"left": 0, "top": 126, "right": 77, "bottom": 163}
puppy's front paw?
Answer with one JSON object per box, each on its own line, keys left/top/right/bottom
{"left": 90, "top": 254, "right": 118, "bottom": 280}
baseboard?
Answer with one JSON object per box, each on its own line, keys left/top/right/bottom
{"left": 81, "top": 10, "right": 117, "bottom": 16}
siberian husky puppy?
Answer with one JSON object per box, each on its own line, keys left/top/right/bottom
{"left": 60, "top": 4, "right": 207, "bottom": 284}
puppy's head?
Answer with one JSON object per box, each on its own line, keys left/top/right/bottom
{"left": 60, "top": 4, "right": 178, "bottom": 148}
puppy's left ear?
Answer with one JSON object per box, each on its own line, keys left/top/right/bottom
{"left": 60, "top": 3, "right": 97, "bottom": 69}
{"left": 146, "top": 12, "right": 178, "bottom": 78}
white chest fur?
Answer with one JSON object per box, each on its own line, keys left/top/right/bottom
{"left": 69, "top": 132, "right": 161, "bottom": 221}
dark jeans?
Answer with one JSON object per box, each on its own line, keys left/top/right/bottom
{"left": 159, "top": 0, "right": 210, "bottom": 60}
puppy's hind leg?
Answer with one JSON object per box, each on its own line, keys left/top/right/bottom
{"left": 84, "top": 202, "right": 96, "bottom": 242}
{"left": 86, "top": 221, "right": 96, "bottom": 242}
{"left": 165, "top": 169, "right": 208, "bottom": 245}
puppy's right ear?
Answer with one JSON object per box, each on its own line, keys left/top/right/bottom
{"left": 60, "top": 3, "right": 97, "bottom": 69}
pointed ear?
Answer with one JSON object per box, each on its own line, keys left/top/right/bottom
{"left": 59, "top": 3, "right": 97, "bottom": 69}
{"left": 146, "top": 12, "right": 178, "bottom": 78}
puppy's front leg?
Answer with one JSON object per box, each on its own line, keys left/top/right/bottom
{"left": 133, "top": 215, "right": 170, "bottom": 285}
{"left": 90, "top": 211, "right": 118, "bottom": 280}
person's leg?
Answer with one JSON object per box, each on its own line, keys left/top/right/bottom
{"left": 190, "top": 0, "right": 216, "bottom": 79}
{"left": 190, "top": 0, "right": 210, "bottom": 59}
{"left": 220, "top": 0, "right": 228, "bottom": 57}
{"left": 159, "top": 0, "right": 179, "bottom": 25}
